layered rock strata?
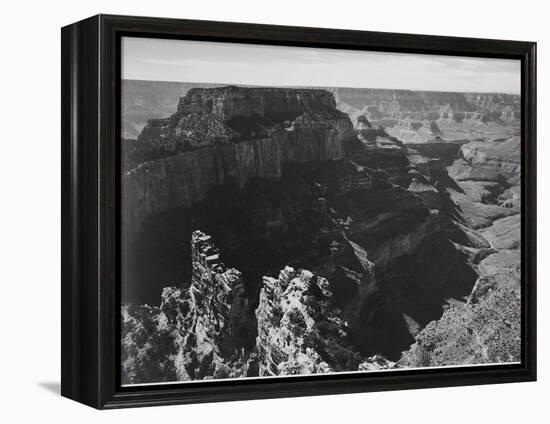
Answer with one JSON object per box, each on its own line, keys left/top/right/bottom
{"left": 122, "top": 87, "right": 353, "bottom": 242}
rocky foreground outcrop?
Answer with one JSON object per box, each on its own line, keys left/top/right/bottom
{"left": 122, "top": 231, "right": 394, "bottom": 384}
{"left": 255, "top": 266, "right": 394, "bottom": 376}
{"left": 121, "top": 231, "right": 252, "bottom": 383}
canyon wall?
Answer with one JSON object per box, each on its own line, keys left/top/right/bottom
{"left": 122, "top": 127, "right": 345, "bottom": 241}
{"left": 122, "top": 86, "right": 353, "bottom": 243}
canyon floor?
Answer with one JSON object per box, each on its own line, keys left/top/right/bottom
{"left": 120, "top": 84, "right": 521, "bottom": 384}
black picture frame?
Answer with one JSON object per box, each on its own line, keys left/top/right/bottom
{"left": 61, "top": 14, "right": 537, "bottom": 409}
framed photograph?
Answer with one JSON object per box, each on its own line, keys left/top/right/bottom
{"left": 61, "top": 14, "right": 536, "bottom": 409}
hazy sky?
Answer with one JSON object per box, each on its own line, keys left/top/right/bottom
{"left": 122, "top": 37, "right": 520, "bottom": 94}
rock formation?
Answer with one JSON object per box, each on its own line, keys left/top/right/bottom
{"left": 256, "top": 267, "right": 352, "bottom": 375}
{"left": 122, "top": 232, "right": 394, "bottom": 384}
{"left": 122, "top": 86, "right": 353, "bottom": 243}
{"left": 122, "top": 231, "right": 253, "bottom": 384}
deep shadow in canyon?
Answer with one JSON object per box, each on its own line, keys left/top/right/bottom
{"left": 122, "top": 156, "right": 478, "bottom": 360}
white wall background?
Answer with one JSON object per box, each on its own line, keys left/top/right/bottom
{"left": 0, "top": 0, "right": 546, "bottom": 421}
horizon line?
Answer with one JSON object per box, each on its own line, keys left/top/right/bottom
{"left": 122, "top": 78, "right": 521, "bottom": 96}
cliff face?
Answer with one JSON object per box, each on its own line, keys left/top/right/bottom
{"left": 132, "top": 86, "right": 352, "bottom": 152}
{"left": 122, "top": 87, "right": 352, "bottom": 241}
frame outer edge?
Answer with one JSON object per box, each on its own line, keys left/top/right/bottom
{"left": 526, "top": 41, "right": 537, "bottom": 381}
{"left": 61, "top": 14, "right": 102, "bottom": 409}
{"left": 61, "top": 14, "right": 537, "bottom": 409}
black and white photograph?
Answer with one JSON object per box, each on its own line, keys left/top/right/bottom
{"left": 0, "top": 0, "right": 544, "bottom": 419}
{"left": 120, "top": 37, "right": 523, "bottom": 385}
{"left": 0, "top": 0, "right": 546, "bottom": 419}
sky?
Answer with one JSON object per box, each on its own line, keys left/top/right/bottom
{"left": 122, "top": 36, "right": 521, "bottom": 95}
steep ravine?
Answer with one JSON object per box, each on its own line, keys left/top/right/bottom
{"left": 398, "top": 136, "right": 521, "bottom": 368}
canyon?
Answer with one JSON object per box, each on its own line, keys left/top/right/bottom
{"left": 121, "top": 84, "right": 521, "bottom": 384}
